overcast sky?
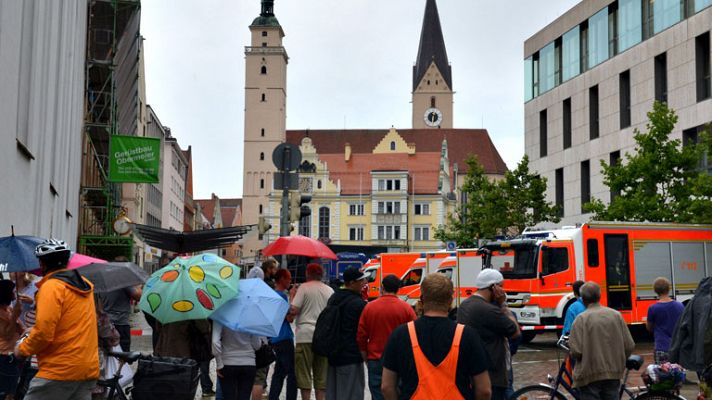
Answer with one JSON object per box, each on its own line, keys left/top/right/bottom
{"left": 141, "top": 0, "right": 580, "bottom": 200}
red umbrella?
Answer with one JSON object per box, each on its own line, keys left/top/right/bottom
{"left": 67, "top": 253, "right": 107, "bottom": 269}
{"left": 261, "top": 236, "right": 337, "bottom": 260}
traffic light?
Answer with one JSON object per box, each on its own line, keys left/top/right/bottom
{"left": 258, "top": 216, "right": 272, "bottom": 235}
{"left": 289, "top": 191, "right": 312, "bottom": 223}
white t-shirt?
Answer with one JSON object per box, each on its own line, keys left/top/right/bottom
{"left": 291, "top": 280, "right": 334, "bottom": 343}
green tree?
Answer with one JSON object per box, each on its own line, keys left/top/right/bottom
{"left": 435, "top": 155, "right": 559, "bottom": 247}
{"left": 585, "top": 101, "right": 712, "bottom": 222}
{"left": 501, "top": 154, "right": 560, "bottom": 234}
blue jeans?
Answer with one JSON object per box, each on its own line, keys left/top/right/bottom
{"left": 0, "top": 355, "right": 20, "bottom": 397}
{"left": 216, "top": 379, "right": 223, "bottom": 400}
{"left": 270, "top": 340, "right": 297, "bottom": 400}
{"left": 504, "top": 367, "right": 514, "bottom": 399}
{"left": 367, "top": 359, "right": 384, "bottom": 400}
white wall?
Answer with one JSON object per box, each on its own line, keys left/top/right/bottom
{"left": 0, "top": 1, "right": 87, "bottom": 247}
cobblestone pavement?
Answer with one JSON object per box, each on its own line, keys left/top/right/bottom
{"left": 129, "top": 312, "right": 699, "bottom": 400}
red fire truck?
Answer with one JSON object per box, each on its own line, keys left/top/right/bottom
{"left": 480, "top": 222, "right": 712, "bottom": 342}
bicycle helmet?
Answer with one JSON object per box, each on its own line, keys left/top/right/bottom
{"left": 35, "top": 238, "right": 71, "bottom": 258}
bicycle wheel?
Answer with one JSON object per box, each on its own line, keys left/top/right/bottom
{"left": 633, "top": 391, "right": 685, "bottom": 400}
{"left": 510, "top": 384, "right": 568, "bottom": 400}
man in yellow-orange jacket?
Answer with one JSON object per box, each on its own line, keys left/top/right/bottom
{"left": 15, "top": 239, "right": 99, "bottom": 400}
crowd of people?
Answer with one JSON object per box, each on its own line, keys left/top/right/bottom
{"left": 0, "top": 237, "right": 710, "bottom": 400}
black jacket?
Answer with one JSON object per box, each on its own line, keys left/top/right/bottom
{"left": 669, "top": 277, "right": 712, "bottom": 372}
{"left": 327, "top": 289, "right": 366, "bottom": 366}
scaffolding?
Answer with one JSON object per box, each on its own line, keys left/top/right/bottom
{"left": 79, "top": 0, "right": 140, "bottom": 259}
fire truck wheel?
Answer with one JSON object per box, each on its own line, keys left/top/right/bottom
{"left": 521, "top": 331, "right": 537, "bottom": 344}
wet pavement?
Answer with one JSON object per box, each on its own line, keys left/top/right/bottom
{"left": 128, "top": 312, "right": 700, "bottom": 400}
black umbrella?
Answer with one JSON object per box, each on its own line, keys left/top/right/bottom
{"left": 76, "top": 262, "right": 149, "bottom": 293}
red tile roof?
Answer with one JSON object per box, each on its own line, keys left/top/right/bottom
{"left": 319, "top": 153, "right": 445, "bottom": 195}
{"left": 285, "top": 129, "right": 508, "bottom": 175}
{"left": 194, "top": 197, "right": 242, "bottom": 228}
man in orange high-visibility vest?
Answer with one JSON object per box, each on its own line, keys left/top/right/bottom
{"left": 381, "top": 273, "right": 491, "bottom": 400}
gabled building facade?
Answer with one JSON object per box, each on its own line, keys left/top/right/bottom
{"left": 240, "top": 0, "right": 508, "bottom": 262}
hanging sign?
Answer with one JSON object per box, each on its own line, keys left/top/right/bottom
{"left": 109, "top": 135, "right": 161, "bottom": 183}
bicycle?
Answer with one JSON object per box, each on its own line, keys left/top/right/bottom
{"left": 96, "top": 350, "right": 143, "bottom": 400}
{"left": 509, "top": 336, "right": 686, "bottom": 400}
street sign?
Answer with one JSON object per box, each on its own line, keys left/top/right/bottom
{"left": 274, "top": 172, "right": 299, "bottom": 190}
{"left": 272, "top": 143, "right": 302, "bottom": 171}
{"left": 446, "top": 241, "right": 457, "bottom": 251}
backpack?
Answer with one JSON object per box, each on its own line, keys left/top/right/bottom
{"left": 312, "top": 297, "right": 352, "bottom": 357}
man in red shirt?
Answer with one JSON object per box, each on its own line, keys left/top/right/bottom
{"left": 357, "top": 274, "right": 417, "bottom": 400}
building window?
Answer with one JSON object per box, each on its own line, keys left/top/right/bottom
{"left": 683, "top": 126, "right": 712, "bottom": 173}
{"left": 431, "top": 97, "right": 436, "bottom": 107}
{"left": 540, "top": 41, "right": 556, "bottom": 93}
{"left": 414, "top": 226, "right": 430, "bottom": 241}
{"left": 378, "top": 201, "right": 384, "bottom": 214}
{"left": 525, "top": 56, "right": 534, "bottom": 101}
{"left": 377, "top": 226, "right": 385, "bottom": 240}
{"left": 317, "top": 180, "right": 322, "bottom": 189}
{"left": 696, "top": 0, "right": 712, "bottom": 12}
{"left": 581, "top": 160, "right": 591, "bottom": 210}
{"left": 318, "top": 207, "right": 330, "bottom": 239}
{"left": 654, "top": 0, "right": 683, "bottom": 34}
{"left": 580, "top": 20, "right": 589, "bottom": 72}
{"left": 262, "top": 31, "right": 267, "bottom": 37}
{"left": 655, "top": 52, "right": 668, "bottom": 103}
{"left": 260, "top": 152, "right": 265, "bottom": 161}
{"left": 589, "top": 85, "right": 600, "bottom": 139}
{"left": 395, "top": 180, "right": 401, "bottom": 190}
{"left": 390, "top": 141, "right": 396, "bottom": 151}
{"left": 261, "top": 93, "right": 266, "bottom": 102}
{"left": 562, "top": 26, "right": 581, "bottom": 81}
{"left": 260, "top": 179, "right": 264, "bottom": 189}
{"left": 414, "top": 203, "right": 431, "bottom": 215}
{"left": 563, "top": 98, "right": 572, "bottom": 149}
{"left": 262, "top": 42, "right": 267, "bottom": 47}
{"left": 540, "top": 109, "right": 548, "bottom": 157}
{"left": 608, "top": 2, "right": 619, "bottom": 57}
{"left": 554, "top": 38, "right": 563, "bottom": 86}
{"left": 620, "top": 70, "right": 631, "bottom": 129}
{"left": 260, "top": 66, "right": 267, "bottom": 74}
{"left": 261, "top": 128, "right": 265, "bottom": 137}
{"left": 696, "top": 32, "right": 711, "bottom": 102}
{"left": 349, "top": 226, "right": 364, "bottom": 241}
{"left": 299, "top": 212, "right": 311, "bottom": 237}
{"left": 618, "top": 0, "right": 642, "bottom": 52}
{"left": 349, "top": 203, "right": 364, "bottom": 216}
{"left": 387, "top": 180, "right": 393, "bottom": 191}
{"left": 555, "top": 168, "right": 564, "bottom": 217}
{"left": 610, "top": 151, "right": 621, "bottom": 201}
{"left": 394, "top": 226, "right": 401, "bottom": 240}
{"left": 588, "top": 7, "right": 610, "bottom": 69}
{"left": 378, "top": 179, "right": 385, "bottom": 191}
{"left": 259, "top": 204, "right": 263, "bottom": 214}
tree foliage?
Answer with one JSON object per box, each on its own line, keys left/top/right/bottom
{"left": 584, "top": 101, "right": 712, "bottom": 223}
{"left": 435, "top": 155, "right": 560, "bottom": 247}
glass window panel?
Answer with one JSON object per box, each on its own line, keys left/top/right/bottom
{"left": 654, "top": 0, "right": 682, "bottom": 34}
{"left": 525, "top": 56, "right": 534, "bottom": 101}
{"left": 540, "top": 42, "right": 556, "bottom": 93}
{"left": 618, "top": 0, "right": 642, "bottom": 52}
{"left": 588, "top": 7, "right": 610, "bottom": 69}
{"left": 562, "top": 27, "right": 581, "bottom": 81}
{"left": 696, "top": 0, "right": 712, "bottom": 12}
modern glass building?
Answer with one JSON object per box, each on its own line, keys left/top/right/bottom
{"left": 524, "top": 0, "right": 712, "bottom": 224}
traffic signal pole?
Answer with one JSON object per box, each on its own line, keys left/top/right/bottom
{"left": 280, "top": 147, "right": 292, "bottom": 238}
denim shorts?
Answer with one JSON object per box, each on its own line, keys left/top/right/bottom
{"left": 0, "top": 354, "right": 20, "bottom": 396}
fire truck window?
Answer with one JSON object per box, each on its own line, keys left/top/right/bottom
{"left": 402, "top": 269, "right": 423, "bottom": 286}
{"left": 587, "top": 239, "right": 599, "bottom": 266}
{"left": 542, "top": 247, "right": 569, "bottom": 275}
{"left": 438, "top": 268, "right": 453, "bottom": 280}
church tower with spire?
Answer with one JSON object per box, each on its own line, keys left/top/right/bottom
{"left": 241, "top": 0, "right": 288, "bottom": 264}
{"left": 412, "top": 0, "right": 453, "bottom": 129}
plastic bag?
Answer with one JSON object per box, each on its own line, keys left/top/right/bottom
{"left": 103, "top": 345, "right": 134, "bottom": 389}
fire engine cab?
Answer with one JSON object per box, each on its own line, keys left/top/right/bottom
{"left": 481, "top": 222, "right": 712, "bottom": 342}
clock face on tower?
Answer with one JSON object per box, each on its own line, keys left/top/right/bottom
{"left": 424, "top": 107, "right": 443, "bottom": 127}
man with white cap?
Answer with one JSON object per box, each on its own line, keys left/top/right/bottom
{"left": 457, "top": 269, "right": 520, "bottom": 400}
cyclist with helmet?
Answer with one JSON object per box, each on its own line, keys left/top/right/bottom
{"left": 13, "top": 239, "right": 99, "bottom": 400}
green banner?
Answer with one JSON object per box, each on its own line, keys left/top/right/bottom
{"left": 109, "top": 135, "right": 161, "bottom": 183}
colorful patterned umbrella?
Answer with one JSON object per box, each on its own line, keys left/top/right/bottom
{"left": 138, "top": 253, "right": 241, "bottom": 324}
